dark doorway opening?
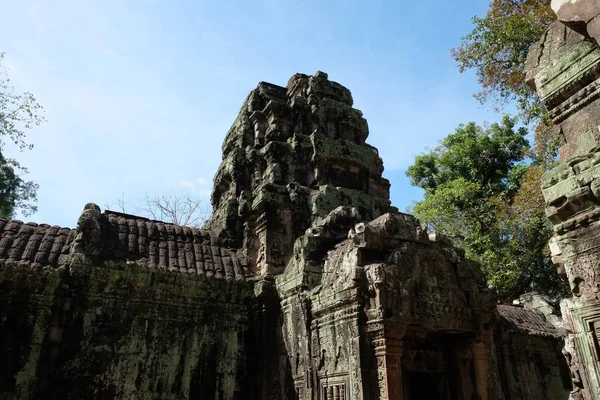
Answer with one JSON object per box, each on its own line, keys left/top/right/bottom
{"left": 406, "top": 372, "right": 450, "bottom": 400}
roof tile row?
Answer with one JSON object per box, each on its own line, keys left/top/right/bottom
{"left": 0, "top": 210, "right": 247, "bottom": 281}
{"left": 497, "top": 304, "right": 564, "bottom": 338}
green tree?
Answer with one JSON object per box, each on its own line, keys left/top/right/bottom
{"left": 441, "top": 0, "right": 570, "bottom": 300}
{"left": 452, "top": 0, "right": 554, "bottom": 116}
{"left": 407, "top": 116, "right": 568, "bottom": 301}
{"left": 408, "top": 116, "right": 528, "bottom": 196}
{"left": 0, "top": 52, "right": 44, "bottom": 219}
{"left": 452, "top": 0, "right": 557, "bottom": 163}
{"left": 0, "top": 155, "right": 38, "bottom": 218}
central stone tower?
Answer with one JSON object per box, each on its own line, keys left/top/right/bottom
{"left": 205, "top": 71, "right": 393, "bottom": 277}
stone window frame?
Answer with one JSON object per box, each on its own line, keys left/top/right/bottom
{"left": 571, "top": 303, "right": 600, "bottom": 362}
{"left": 294, "top": 379, "right": 306, "bottom": 400}
{"left": 319, "top": 374, "right": 349, "bottom": 400}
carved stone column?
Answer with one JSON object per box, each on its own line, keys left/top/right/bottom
{"left": 471, "top": 341, "right": 489, "bottom": 399}
{"left": 251, "top": 186, "right": 292, "bottom": 277}
{"left": 378, "top": 338, "right": 404, "bottom": 399}
{"left": 366, "top": 321, "right": 405, "bottom": 400}
{"left": 526, "top": 4, "right": 600, "bottom": 399}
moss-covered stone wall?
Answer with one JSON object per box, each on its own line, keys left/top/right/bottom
{"left": 0, "top": 260, "right": 253, "bottom": 400}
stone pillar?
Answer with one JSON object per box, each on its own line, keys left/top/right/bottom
{"left": 455, "top": 342, "right": 475, "bottom": 400}
{"left": 367, "top": 322, "right": 405, "bottom": 400}
{"left": 377, "top": 338, "right": 404, "bottom": 400}
{"left": 471, "top": 341, "right": 489, "bottom": 400}
{"left": 251, "top": 187, "right": 292, "bottom": 277}
{"left": 526, "top": 4, "right": 600, "bottom": 399}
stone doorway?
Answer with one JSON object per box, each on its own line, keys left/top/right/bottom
{"left": 405, "top": 371, "right": 450, "bottom": 399}
{"left": 401, "top": 331, "right": 473, "bottom": 400}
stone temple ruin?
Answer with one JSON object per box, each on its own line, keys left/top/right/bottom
{"left": 6, "top": 3, "right": 600, "bottom": 396}
{"left": 530, "top": 1, "right": 600, "bottom": 399}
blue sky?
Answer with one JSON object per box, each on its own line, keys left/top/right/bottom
{"left": 2, "top": 0, "right": 505, "bottom": 227}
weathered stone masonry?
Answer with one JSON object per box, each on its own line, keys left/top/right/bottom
{"left": 0, "top": 206, "right": 253, "bottom": 399}
{"left": 528, "top": 1, "right": 600, "bottom": 399}
{"left": 0, "top": 71, "right": 571, "bottom": 399}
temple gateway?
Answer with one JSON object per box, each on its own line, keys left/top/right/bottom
{"left": 4, "top": 1, "right": 600, "bottom": 398}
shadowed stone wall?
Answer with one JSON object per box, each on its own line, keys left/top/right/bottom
{"left": 495, "top": 295, "right": 571, "bottom": 400}
{"left": 0, "top": 210, "right": 253, "bottom": 400}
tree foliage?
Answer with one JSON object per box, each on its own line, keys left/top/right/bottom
{"left": 408, "top": 116, "right": 528, "bottom": 196}
{"left": 407, "top": 117, "right": 569, "bottom": 301}
{"left": 430, "top": 0, "right": 571, "bottom": 300}
{"left": 451, "top": 0, "right": 554, "bottom": 118}
{"left": 0, "top": 52, "right": 44, "bottom": 219}
{"left": 0, "top": 155, "right": 38, "bottom": 219}
{"left": 452, "top": 0, "right": 558, "bottom": 165}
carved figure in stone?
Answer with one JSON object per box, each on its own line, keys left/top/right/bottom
{"left": 237, "top": 190, "right": 251, "bottom": 219}
{"left": 593, "top": 320, "right": 600, "bottom": 360}
{"left": 72, "top": 202, "right": 102, "bottom": 256}
{"left": 570, "top": 252, "right": 598, "bottom": 299}
{"left": 563, "top": 336, "right": 584, "bottom": 395}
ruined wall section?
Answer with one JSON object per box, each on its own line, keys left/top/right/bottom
{"left": 495, "top": 300, "right": 571, "bottom": 400}
{"left": 553, "top": 0, "right": 600, "bottom": 47}
{"left": 204, "top": 72, "right": 393, "bottom": 276}
{"left": 276, "top": 210, "right": 500, "bottom": 399}
{"left": 0, "top": 206, "right": 254, "bottom": 400}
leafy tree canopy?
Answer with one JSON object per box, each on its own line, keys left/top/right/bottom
{"left": 0, "top": 154, "right": 38, "bottom": 219}
{"left": 451, "top": 0, "right": 554, "bottom": 117}
{"left": 0, "top": 52, "right": 44, "bottom": 219}
{"left": 407, "top": 116, "right": 528, "bottom": 197}
{"left": 452, "top": 0, "right": 557, "bottom": 164}
{"left": 407, "top": 117, "right": 568, "bottom": 301}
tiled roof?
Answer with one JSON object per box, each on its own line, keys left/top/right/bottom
{"left": 0, "top": 211, "right": 248, "bottom": 281}
{"left": 497, "top": 304, "right": 564, "bottom": 338}
{"left": 0, "top": 219, "right": 74, "bottom": 268}
{"left": 97, "top": 211, "right": 247, "bottom": 280}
